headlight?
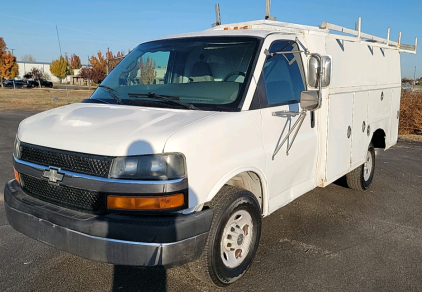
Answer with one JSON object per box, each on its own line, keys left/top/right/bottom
{"left": 110, "top": 153, "right": 186, "bottom": 180}
{"left": 13, "top": 135, "right": 21, "bottom": 159}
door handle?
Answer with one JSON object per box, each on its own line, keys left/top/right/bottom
{"left": 272, "top": 111, "right": 300, "bottom": 117}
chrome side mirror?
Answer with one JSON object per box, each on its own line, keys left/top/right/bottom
{"left": 300, "top": 90, "right": 320, "bottom": 111}
{"left": 308, "top": 55, "right": 332, "bottom": 88}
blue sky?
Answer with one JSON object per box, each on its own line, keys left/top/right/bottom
{"left": 1, "top": 0, "right": 420, "bottom": 78}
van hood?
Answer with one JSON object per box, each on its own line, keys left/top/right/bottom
{"left": 18, "top": 103, "right": 216, "bottom": 156}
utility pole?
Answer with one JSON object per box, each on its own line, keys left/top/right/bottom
{"left": 6, "top": 47, "right": 15, "bottom": 55}
{"left": 56, "top": 25, "right": 62, "bottom": 56}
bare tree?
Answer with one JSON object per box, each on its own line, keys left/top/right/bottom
{"left": 21, "top": 54, "right": 36, "bottom": 62}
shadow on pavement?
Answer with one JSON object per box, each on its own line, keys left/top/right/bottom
{"left": 113, "top": 266, "right": 167, "bottom": 292}
{"left": 333, "top": 175, "right": 348, "bottom": 188}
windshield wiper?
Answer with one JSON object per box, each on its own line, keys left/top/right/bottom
{"left": 127, "top": 92, "right": 199, "bottom": 110}
{"left": 98, "top": 85, "right": 122, "bottom": 104}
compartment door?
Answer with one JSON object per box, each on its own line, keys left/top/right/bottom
{"left": 351, "top": 92, "right": 369, "bottom": 168}
{"left": 325, "top": 93, "right": 353, "bottom": 182}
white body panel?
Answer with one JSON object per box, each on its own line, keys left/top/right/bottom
{"left": 16, "top": 19, "right": 405, "bottom": 217}
{"left": 320, "top": 35, "right": 401, "bottom": 185}
{"left": 18, "top": 104, "right": 216, "bottom": 156}
{"left": 164, "top": 111, "right": 266, "bottom": 209}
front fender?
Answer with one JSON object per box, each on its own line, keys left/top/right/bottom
{"left": 163, "top": 110, "right": 266, "bottom": 211}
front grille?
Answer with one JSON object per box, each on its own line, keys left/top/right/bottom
{"left": 20, "top": 173, "right": 105, "bottom": 212}
{"left": 20, "top": 144, "right": 112, "bottom": 178}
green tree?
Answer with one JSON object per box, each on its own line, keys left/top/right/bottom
{"left": 50, "top": 56, "right": 71, "bottom": 83}
{"left": 0, "top": 37, "right": 19, "bottom": 89}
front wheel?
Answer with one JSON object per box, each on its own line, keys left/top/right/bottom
{"left": 189, "top": 185, "right": 261, "bottom": 286}
{"left": 346, "top": 143, "right": 375, "bottom": 190}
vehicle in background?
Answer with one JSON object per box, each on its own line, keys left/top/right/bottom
{"left": 26, "top": 79, "right": 53, "bottom": 88}
{"left": 3, "top": 79, "right": 25, "bottom": 88}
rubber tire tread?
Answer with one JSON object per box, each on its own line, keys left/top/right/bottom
{"left": 188, "top": 185, "right": 261, "bottom": 287}
{"left": 346, "top": 143, "right": 375, "bottom": 190}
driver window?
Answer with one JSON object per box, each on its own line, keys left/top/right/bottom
{"left": 262, "top": 41, "right": 305, "bottom": 106}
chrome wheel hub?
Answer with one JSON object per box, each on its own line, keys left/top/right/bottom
{"left": 364, "top": 149, "right": 373, "bottom": 181}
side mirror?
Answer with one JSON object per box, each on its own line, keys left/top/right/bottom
{"left": 308, "top": 55, "right": 332, "bottom": 88}
{"left": 300, "top": 90, "right": 320, "bottom": 111}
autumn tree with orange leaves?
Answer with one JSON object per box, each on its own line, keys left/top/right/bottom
{"left": 70, "top": 54, "right": 82, "bottom": 69}
{"left": 88, "top": 48, "right": 124, "bottom": 83}
{"left": 0, "top": 37, "right": 19, "bottom": 89}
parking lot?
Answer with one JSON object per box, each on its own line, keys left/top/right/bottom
{"left": 1, "top": 110, "right": 422, "bottom": 292}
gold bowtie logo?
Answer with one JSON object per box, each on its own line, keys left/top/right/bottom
{"left": 42, "top": 168, "right": 64, "bottom": 183}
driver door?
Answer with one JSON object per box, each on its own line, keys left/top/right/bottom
{"left": 258, "top": 40, "right": 318, "bottom": 212}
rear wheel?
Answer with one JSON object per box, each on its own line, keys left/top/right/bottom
{"left": 346, "top": 143, "right": 375, "bottom": 190}
{"left": 189, "top": 185, "right": 261, "bottom": 286}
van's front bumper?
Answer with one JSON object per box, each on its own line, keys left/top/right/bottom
{"left": 4, "top": 180, "right": 213, "bottom": 267}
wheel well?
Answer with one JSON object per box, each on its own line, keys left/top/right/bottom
{"left": 225, "top": 171, "right": 263, "bottom": 213}
{"left": 371, "top": 129, "right": 386, "bottom": 149}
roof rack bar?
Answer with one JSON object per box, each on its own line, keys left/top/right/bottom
{"left": 397, "top": 32, "right": 402, "bottom": 48}
{"left": 212, "top": 4, "right": 221, "bottom": 27}
{"left": 356, "top": 17, "right": 361, "bottom": 39}
{"left": 265, "top": 0, "right": 276, "bottom": 21}
{"left": 322, "top": 21, "right": 400, "bottom": 46}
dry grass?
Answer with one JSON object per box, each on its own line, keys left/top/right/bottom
{"left": 0, "top": 88, "right": 421, "bottom": 138}
{"left": 399, "top": 91, "right": 422, "bottom": 135}
{"left": 0, "top": 88, "right": 93, "bottom": 111}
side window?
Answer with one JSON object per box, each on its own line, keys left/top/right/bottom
{"left": 262, "top": 41, "right": 305, "bottom": 106}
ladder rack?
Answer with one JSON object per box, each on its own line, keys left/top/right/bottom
{"left": 320, "top": 17, "right": 417, "bottom": 54}
{"left": 211, "top": 2, "right": 417, "bottom": 54}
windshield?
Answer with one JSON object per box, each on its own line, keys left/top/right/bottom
{"left": 90, "top": 37, "right": 261, "bottom": 111}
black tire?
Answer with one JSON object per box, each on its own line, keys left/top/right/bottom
{"left": 189, "top": 185, "right": 261, "bottom": 286}
{"left": 346, "top": 143, "right": 375, "bottom": 190}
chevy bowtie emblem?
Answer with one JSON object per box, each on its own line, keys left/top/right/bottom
{"left": 43, "top": 168, "right": 64, "bottom": 183}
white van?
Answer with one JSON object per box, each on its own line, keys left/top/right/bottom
{"left": 5, "top": 7, "right": 416, "bottom": 287}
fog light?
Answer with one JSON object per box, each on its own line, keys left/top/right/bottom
{"left": 107, "top": 193, "right": 184, "bottom": 210}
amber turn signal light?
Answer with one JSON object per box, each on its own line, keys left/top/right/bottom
{"left": 14, "top": 168, "right": 20, "bottom": 184}
{"left": 107, "top": 193, "right": 184, "bottom": 210}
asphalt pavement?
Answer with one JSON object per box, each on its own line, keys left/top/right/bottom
{"left": 1, "top": 110, "right": 422, "bottom": 292}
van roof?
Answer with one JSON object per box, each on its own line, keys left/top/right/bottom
{"left": 152, "top": 27, "right": 279, "bottom": 41}
{"left": 151, "top": 19, "right": 416, "bottom": 54}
